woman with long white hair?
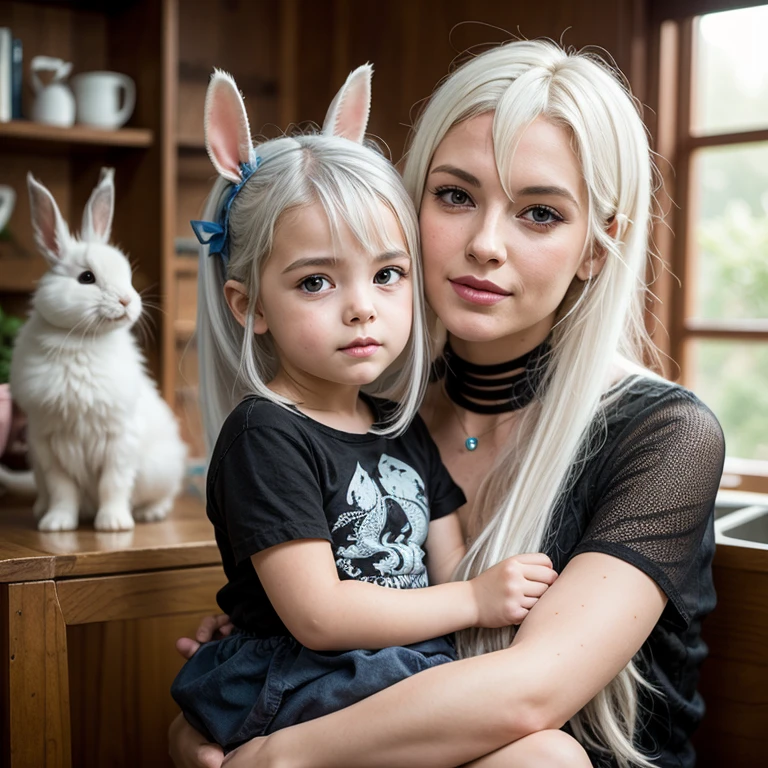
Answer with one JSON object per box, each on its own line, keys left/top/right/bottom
{"left": 172, "top": 39, "right": 724, "bottom": 768}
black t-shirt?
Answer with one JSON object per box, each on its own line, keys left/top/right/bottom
{"left": 207, "top": 396, "right": 466, "bottom": 637}
{"left": 549, "top": 376, "right": 724, "bottom": 768}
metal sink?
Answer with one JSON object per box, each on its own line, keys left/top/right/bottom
{"left": 715, "top": 491, "right": 768, "bottom": 550}
{"left": 714, "top": 490, "right": 768, "bottom": 519}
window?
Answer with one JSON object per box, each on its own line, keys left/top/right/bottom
{"left": 658, "top": 4, "right": 768, "bottom": 492}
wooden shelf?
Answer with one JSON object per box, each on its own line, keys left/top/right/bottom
{"left": 0, "top": 120, "right": 154, "bottom": 148}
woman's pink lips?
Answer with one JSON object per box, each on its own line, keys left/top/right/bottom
{"left": 450, "top": 278, "right": 511, "bottom": 306}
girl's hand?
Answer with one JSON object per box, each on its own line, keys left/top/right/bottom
{"left": 175, "top": 613, "right": 234, "bottom": 659}
{"left": 470, "top": 553, "right": 557, "bottom": 627}
{"left": 221, "top": 736, "right": 272, "bottom": 767}
{"left": 168, "top": 712, "right": 224, "bottom": 768}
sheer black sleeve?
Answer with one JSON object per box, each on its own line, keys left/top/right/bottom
{"left": 571, "top": 390, "right": 725, "bottom": 627}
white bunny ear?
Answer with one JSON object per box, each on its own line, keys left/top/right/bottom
{"left": 81, "top": 167, "right": 115, "bottom": 243}
{"left": 204, "top": 70, "right": 254, "bottom": 183}
{"left": 322, "top": 64, "right": 372, "bottom": 143}
{"left": 27, "top": 172, "right": 72, "bottom": 263}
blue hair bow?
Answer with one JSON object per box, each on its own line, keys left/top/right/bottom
{"left": 190, "top": 157, "right": 262, "bottom": 265}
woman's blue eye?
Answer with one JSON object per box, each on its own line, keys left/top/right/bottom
{"left": 373, "top": 268, "right": 403, "bottom": 285}
{"left": 300, "top": 275, "right": 330, "bottom": 293}
{"left": 436, "top": 187, "right": 472, "bottom": 206}
{"left": 522, "top": 206, "right": 563, "bottom": 226}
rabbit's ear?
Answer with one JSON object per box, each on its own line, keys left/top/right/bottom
{"left": 81, "top": 167, "right": 115, "bottom": 244}
{"left": 322, "top": 64, "right": 372, "bottom": 144}
{"left": 205, "top": 70, "right": 254, "bottom": 184}
{"left": 27, "top": 173, "right": 71, "bottom": 263}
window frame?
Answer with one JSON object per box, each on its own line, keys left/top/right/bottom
{"left": 655, "top": 9, "right": 768, "bottom": 493}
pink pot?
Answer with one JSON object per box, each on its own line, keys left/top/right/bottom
{"left": 0, "top": 383, "right": 11, "bottom": 458}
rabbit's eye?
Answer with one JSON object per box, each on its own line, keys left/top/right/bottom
{"left": 78, "top": 271, "right": 96, "bottom": 285}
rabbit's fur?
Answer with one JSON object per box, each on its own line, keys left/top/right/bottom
{"left": 9, "top": 168, "right": 186, "bottom": 531}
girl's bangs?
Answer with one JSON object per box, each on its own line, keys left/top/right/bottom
{"left": 316, "top": 170, "right": 413, "bottom": 259}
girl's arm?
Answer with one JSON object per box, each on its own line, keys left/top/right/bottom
{"left": 252, "top": 539, "right": 555, "bottom": 651}
{"left": 228, "top": 551, "right": 666, "bottom": 768}
{"left": 425, "top": 512, "right": 467, "bottom": 584}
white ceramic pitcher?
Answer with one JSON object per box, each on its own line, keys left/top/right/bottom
{"left": 31, "top": 56, "right": 76, "bottom": 128}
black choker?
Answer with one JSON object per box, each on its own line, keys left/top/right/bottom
{"left": 441, "top": 339, "right": 551, "bottom": 415}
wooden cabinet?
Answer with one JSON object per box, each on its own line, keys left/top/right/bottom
{"left": 0, "top": 0, "right": 167, "bottom": 374}
{"left": 0, "top": 495, "right": 223, "bottom": 768}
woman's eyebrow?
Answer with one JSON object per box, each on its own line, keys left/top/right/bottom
{"left": 429, "top": 165, "right": 481, "bottom": 187}
{"left": 516, "top": 185, "right": 580, "bottom": 209}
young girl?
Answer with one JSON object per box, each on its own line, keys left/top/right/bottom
{"left": 170, "top": 66, "right": 557, "bottom": 755}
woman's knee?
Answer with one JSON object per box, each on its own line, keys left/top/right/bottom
{"left": 505, "top": 729, "right": 591, "bottom": 768}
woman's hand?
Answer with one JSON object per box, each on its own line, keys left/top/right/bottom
{"left": 176, "top": 613, "right": 234, "bottom": 659}
{"left": 168, "top": 712, "right": 225, "bottom": 768}
{"left": 470, "top": 553, "right": 557, "bottom": 627}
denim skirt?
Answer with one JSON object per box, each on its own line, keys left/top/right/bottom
{"left": 171, "top": 631, "right": 456, "bottom": 752}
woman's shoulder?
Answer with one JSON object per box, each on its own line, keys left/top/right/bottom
{"left": 608, "top": 374, "right": 721, "bottom": 427}
{"left": 601, "top": 374, "right": 725, "bottom": 460}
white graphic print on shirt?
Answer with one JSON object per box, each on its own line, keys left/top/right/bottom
{"left": 334, "top": 454, "right": 429, "bottom": 588}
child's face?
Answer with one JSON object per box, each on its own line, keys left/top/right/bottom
{"left": 255, "top": 200, "right": 413, "bottom": 392}
{"left": 419, "top": 113, "right": 593, "bottom": 358}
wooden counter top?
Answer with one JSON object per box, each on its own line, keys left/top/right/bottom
{"left": 0, "top": 494, "right": 220, "bottom": 583}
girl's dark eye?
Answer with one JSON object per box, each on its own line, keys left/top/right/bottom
{"left": 373, "top": 267, "right": 403, "bottom": 286}
{"left": 78, "top": 271, "right": 96, "bottom": 284}
{"left": 300, "top": 275, "right": 331, "bottom": 293}
{"left": 436, "top": 187, "right": 472, "bottom": 206}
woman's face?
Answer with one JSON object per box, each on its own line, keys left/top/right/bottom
{"left": 419, "top": 113, "right": 593, "bottom": 361}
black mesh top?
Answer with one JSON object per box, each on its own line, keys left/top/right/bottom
{"left": 547, "top": 375, "right": 725, "bottom": 767}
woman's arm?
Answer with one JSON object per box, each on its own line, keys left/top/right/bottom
{"left": 227, "top": 551, "right": 666, "bottom": 768}
{"left": 253, "top": 538, "right": 555, "bottom": 650}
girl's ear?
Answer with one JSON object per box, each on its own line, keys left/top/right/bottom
{"left": 252, "top": 298, "right": 269, "bottom": 335}
{"left": 81, "top": 167, "right": 115, "bottom": 243}
{"left": 27, "top": 172, "right": 71, "bottom": 264}
{"left": 576, "top": 216, "right": 620, "bottom": 281}
{"left": 322, "top": 64, "right": 372, "bottom": 143}
{"left": 223, "top": 280, "right": 268, "bottom": 334}
{"left": 205, "top": 70, "right": 254, "bottom": 184}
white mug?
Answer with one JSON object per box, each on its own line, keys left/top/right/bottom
{"left": 72, "top": 71, "right": 136, "bottom": 130}
{"left": 0, "top": 185, "right": 16, "bottom": 232}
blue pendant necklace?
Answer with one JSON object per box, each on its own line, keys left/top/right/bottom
{"left": 447, "top": 395, "right": 519, "bottom": 451}
{"left": 440, "top": 339, "right": 551, "bottom": 452}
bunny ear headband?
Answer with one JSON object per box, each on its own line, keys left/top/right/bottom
{"left": 191, "top": 64, "right": 373, "bottom": 265}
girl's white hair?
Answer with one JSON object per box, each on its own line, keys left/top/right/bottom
{"left": 403, "top": 40, "right": 659, "bottom": 767}
{"left": 197, "top": 134, "right": 428, "bottom": 451}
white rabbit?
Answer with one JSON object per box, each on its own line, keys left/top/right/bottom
{"left": 5, "top": 168, "right": 186, "bottom": 531}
